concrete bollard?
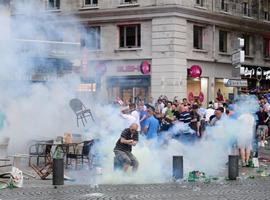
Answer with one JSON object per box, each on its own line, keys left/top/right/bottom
{"left": 172, "top": 156, "right": 183, "bottom": 180}
{"left": 228, "top": 155, "right": 239, "bottom": 180}
{"left": 53, "top": 158, "right": 64, "bottom": 187}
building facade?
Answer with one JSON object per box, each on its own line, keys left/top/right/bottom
{"left": 10, "top": 0, "right": 270, "bottom": 105}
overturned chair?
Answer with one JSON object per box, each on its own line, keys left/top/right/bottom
{"left": 69, "top": 98, "right": 95, "bottom": 127}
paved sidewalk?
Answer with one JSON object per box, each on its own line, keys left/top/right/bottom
{"left": 1, "top": 143, "right": 270, "bottom": 200}
{"left": 1, "top": 177, "right": 270, "bottom": 200}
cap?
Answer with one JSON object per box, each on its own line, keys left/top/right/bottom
{"left": 146, "top": 104, "right": 155, "bottom": 112}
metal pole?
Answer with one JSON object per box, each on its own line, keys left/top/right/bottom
{"left": 228, "top": 155, "right": 239, "bottom": 180}
{"left": 172, "top": 156, "right": 183, "bottom": 180}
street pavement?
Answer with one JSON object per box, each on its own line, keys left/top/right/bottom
{"left": 1, "top": 177, "right": 270, "bottom": 200}
{"left": 1, "top": 146, "right": 270, "bottom": 200}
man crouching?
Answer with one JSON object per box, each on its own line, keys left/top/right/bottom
{"left": 114, "top": 123, "right": 139, "bottom": 172}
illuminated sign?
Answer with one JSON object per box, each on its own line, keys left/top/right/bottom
{"left": 240, "top": 65, "right": 270, "bottom": 80}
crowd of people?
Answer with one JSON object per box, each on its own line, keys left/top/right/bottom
{"left": 114, "top": 94, "right": 270, "bottom": 171}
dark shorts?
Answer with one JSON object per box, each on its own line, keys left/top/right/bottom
{"left": 114, "top": 150, "right": 139, "bottom": 168}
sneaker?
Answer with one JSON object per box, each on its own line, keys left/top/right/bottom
{"left": 264, "top": 140, "right": 268, "bottom": 145}
{"left": 242, "top": 161, "right": 247, "bottom": 167}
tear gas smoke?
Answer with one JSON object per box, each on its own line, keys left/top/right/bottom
{"left": 0, "top": 2, "right": 260, "bottom": 185}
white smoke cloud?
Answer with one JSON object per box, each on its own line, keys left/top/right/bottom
{"left": 0, "top": 2, "right": 260, "bottom": 185}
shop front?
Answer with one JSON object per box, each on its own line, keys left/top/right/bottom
{"left": 240, "top": 64, "right": 270, "bottom": 94}
{"left": 107, "top": 75, "right": 151, "bottom": 104}
{"left": 78, "top": 58, "right": 151, "bottom": 103}
{"left": 187, "top": 61, "right": 235, "bottom": 105}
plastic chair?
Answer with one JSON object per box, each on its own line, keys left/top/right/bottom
{"left": 69, "top": 98, "right": 95, "bottom": 127}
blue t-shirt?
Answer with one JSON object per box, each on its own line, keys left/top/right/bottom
{"left": 144, "top": 116, "right": 159, "bottom": 139}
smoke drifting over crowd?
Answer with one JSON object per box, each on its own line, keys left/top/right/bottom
{"left": 0, "top": 2, "right": 260, "bottom": 185}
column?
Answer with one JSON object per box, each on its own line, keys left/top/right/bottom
{"left": 151, "top": 17, "right": 187, "bottom": 100}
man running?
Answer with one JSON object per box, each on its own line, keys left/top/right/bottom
{"left": 114, "top": 123, "right": 139, "bottom": 172}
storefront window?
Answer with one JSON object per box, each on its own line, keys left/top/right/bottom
{"left": 215, "top": 78, "right": 233, "bottom": 102}
{"left": 107, "top": 76, "right": 150, "bottom": 104}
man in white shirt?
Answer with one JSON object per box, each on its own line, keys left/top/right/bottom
{"left": 129, "top": 103, "right": 141, "bottom": 132}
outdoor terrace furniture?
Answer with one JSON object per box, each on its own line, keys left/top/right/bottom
{"left": 28, "top": 140, "right": 54, "bottom": 167}
{"left": 69, "top": 98, "right": 95, "bottom": 127}
{"left": 66, "top": 140, "right": 94, "bottom": 169}
{"left": 29, "top": 142, "right": 79, "bottom": 179}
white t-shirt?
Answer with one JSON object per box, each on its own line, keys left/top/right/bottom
{"left": 205, "top": 108, "right": 215, "bottom": 122}
{"left": 120, "top": 113, "right": 136, "bottom": 128}
{"left": 131, "top": 110, "right": 141, "bottom": 131}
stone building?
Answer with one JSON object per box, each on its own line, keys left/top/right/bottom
{"left": 10, "top": 0, "right": 270, "bottom": 105}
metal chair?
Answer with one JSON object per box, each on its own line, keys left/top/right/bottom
{"left": 66, "top": 140, "right": 94, "bottom": 169}
{"left": 28, "top": 140, "right": 53, "bottom": 167}
{"left": 69, "top": 98, "right": 95, "bottom": 127}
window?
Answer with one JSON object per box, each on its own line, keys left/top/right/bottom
{"left": 243, "top": 1, "right": 250, "bottom": 16}
{"left": 121, "top": 0, "right": 137, "bottom": 4}
{"left": 81, "top": 26, "right": 100, "bottom": 50}
{"left": 119, "top": 24, "right": 141, "bottom": 48}
{"left": 195, "top": 0, "right": 204, "bottom": 7}
{"left": 48, "top": 0, "right": 60, "bottom": 9}
{"left": 263, "top": 38, "right": 270, "bottom": 58}
{"left": 219, "top": 30, "right": 227, "bottom": 52}
{"left": 242, "top": 34, "right": 250, "bottom": 55}
{"left": 262, "top": 0, "right": 270, "bottom": 20}
{"left": 220, "top": 0, "right": 228, "bottom": 12}
{"left": 84, "top": 0, "right": 98, "bottom": 6}
{"left": 193, "top": 26, "right": 203, "bottom": 49}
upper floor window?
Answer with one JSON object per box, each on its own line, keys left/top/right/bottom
{"left": 81, "top": 26, "right": 100, "bottom": 50}
{"left": 242, "top": 34, "right": 250, "bottom": 55}
{"left": 84, "top": 0, "right": 98, "bottom": 6}
{"left": 195, "top": 0, "right": 205, "bottom": 7}
{"left": 47, "top": 0, "right": 60, "bottom": 10}
{"left": 193, "top": 25, "right": 203, "bottom": 50}
{"left": 121, "top": 0, "right": 138, "bottom": 4}
{"left": 119, "top": 24, "right": 141, "bottom": 48}
{"left": 242, "top": 1, "right": 251, "bottom": 16}
{"left": 220, "top": 0, "right": 228, "bottom": 12}
{"left": 263, "top": 38, "right": 270, "bottom": 58}
{"left": 262, "top": 0, "right": 270, "bottom": 21}
{"left": 219, "top": 30, "right": 227, "bottom": 53}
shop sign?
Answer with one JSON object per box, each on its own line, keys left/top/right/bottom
{"left": 240, "top": 65, "right": 270, "bottom": 80}
{"left": 140, "top": 61, "right": 151, "bottom": 75}
{"left": 224, "top": 79, "right": 248, "bottom": 87}
{"left": 232, "top": 50, "right": 245, "bottom": 66}
{"left": 117, "top": 65, "right": 139, "bottom": 72}
{"left": 117, "top": 61, "right": 151, "bottom": 74}
{"left": 188, "top": 65, "right": 202, "bottom": 78}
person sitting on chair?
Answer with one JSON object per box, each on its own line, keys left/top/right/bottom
{"left": 113, "top": 123, "right": 139, "bottom": 172}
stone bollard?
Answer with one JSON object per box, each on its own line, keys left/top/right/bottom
{"left": 172, "top": 156, "right": 183, "bottom": 180}
{"left": 228, "top": 155, "right": 239, "bottom": 180}
{"left": 53, "top": 158, "right": 64, "bottom": 187}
